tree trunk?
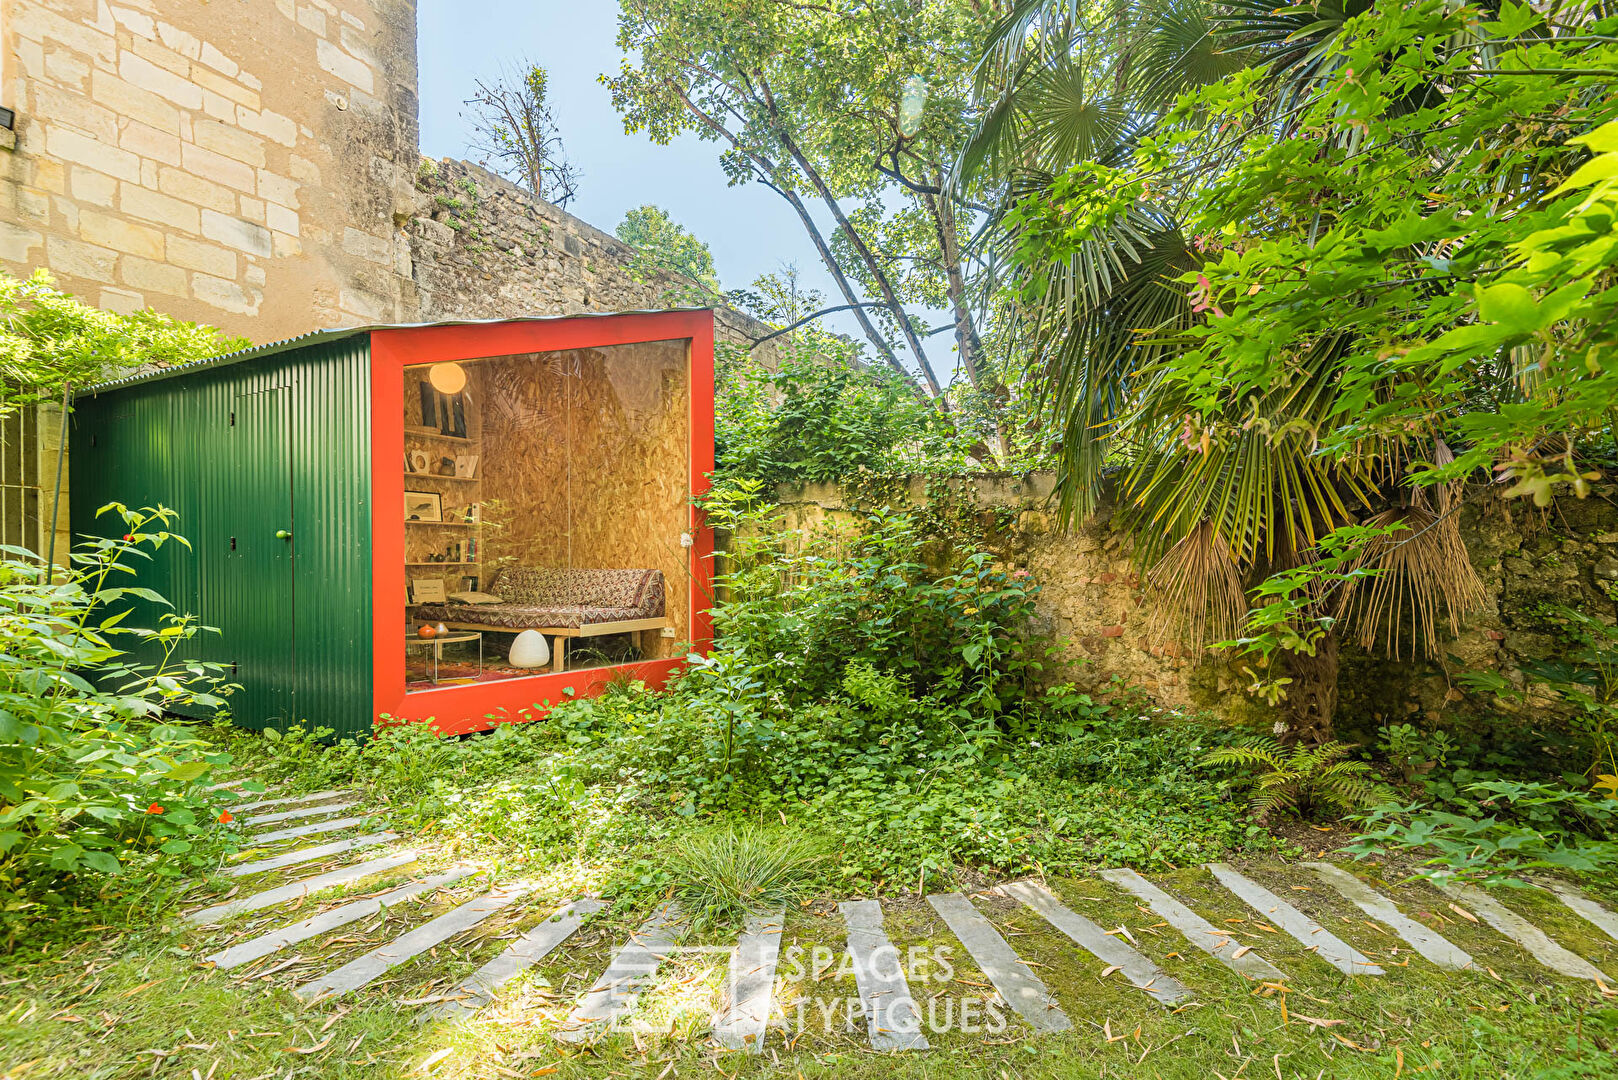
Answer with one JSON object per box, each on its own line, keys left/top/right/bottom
{"left": 1284, "top": 630, "right": 1339, "bottom": 745}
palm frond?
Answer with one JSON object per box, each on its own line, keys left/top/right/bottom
{"left": 1146, "top": 520, "right": 1246, "bottom": 652}
{"left": 1337, "top": 445, "right": 1488, "bottom": 660}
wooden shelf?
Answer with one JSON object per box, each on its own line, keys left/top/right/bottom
{"left": 405, "top": 473, "right": 481, "bottom": 482}
{"left": 406, "top": 561, "right": 479, "bottom": 567}
{"left": 405, "top": 519, "right": 477, "bottom": 527}
{"left": 405, "top": 428, "right": 477, "bottom": 444}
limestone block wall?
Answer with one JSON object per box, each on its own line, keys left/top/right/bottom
{"left": 776, "top": 475, "right": 1618, "bottom": 735}
{"left": 0, "top": 0, "right": 420, "bottom": 339}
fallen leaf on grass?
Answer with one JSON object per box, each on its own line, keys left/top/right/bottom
{"left": 1099, "top": 965, "right": 1122, "bottom": 979}
{"left": 415, "top": 1048, "right": 452, "bottom": 1074}
{"left": 1232, "top": 946, "right": 1253, "bottom": 959}
{"left": 118, "top": 980, "right": 160, "bottom": 998}
{"left": 285, "top": 1035, "right": 332, "bottom": 1054}
{"left": 1291, "top": 1014, "right": 1345, "bottom": 1029}
{"left": 1448, "top": 904, "right": 1479, "bottom": 924}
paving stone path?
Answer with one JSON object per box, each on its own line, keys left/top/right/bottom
{"left": 185, "top": 780, "right": 1618, "bottom": 1056}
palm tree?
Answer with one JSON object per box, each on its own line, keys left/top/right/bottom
{"left": 956, "top": 0, "right": 1496, "bottom": 740}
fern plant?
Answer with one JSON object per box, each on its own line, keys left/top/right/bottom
{"left": 1203, "top": 737, "right": 1386, "bottom": 821}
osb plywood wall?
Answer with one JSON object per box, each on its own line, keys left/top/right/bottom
{"left": 475, "top": 341, "right": 691, "bottom": 659}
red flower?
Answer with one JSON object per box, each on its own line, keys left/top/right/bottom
{"left": 146, "top": 803, "right": 164, "bottom": 814}
{"left": 218, "top": 810, "right": 234, "bottom": 824}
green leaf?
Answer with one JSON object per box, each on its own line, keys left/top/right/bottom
{"left": 1475, "top": 282, "right": 1541, "bottom": 333}
{"left": 81, "top": 851, "right": 122, "bottom": 873}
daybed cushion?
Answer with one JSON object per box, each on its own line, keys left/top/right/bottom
{"left": 415, "top": 567, "right": 664, "bottom": 631}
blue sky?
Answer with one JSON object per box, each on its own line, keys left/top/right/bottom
{"left": 417, "top": 1, "right": 829, "bottom": 307}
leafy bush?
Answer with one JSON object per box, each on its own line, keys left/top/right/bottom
{"left": 1203, "top": 737, "right": 1387, "bottom": 821}
{"left": 0, "top": 506, "right": 237, "bottom": 934}
{"left": 714, "top": 340, "right": 975, "bottom": 484}
{"left": 703, "top": 479, "right": 1044, "bottom": 720}
{"left": 1347, "top": 780, "right": 1618, "bottom": 888}
{"left": 0, "top": 269, "right": 243, "bottom": 405}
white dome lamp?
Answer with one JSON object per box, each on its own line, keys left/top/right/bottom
{"left": 428, "top": 361, "right": 467, "bottom": 395}
{"left": 508, "top": 629, "right": 551, "bottom": 669}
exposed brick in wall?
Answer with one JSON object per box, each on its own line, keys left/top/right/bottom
{"left": 777, "top": 475, "right": 1618, "bottom": 736}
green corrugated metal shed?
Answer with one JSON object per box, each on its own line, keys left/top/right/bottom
{"left": 71, "top": 312, "right": 710, "bottom": 740}
{"left": 72, "top": 332, "right": 374, "bottom": 738}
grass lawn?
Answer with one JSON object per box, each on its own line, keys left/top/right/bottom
{"left": 7, "top": 829, "right": 1618, "bottom": 1080}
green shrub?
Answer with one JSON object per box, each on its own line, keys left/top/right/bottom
{"left": 0, "top": 506, "right": 236, "bottom": 934}
{"left": 1348, "top": 780, "right": 1618, "bottom": 888}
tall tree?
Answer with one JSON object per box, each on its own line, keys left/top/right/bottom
{"left": 606, "top": 0, "right": 1003, "bottom": 438}
{"left": 615, "top": 204, "right": 721, "bottom": 293}
{"left": 966, "top": 0, "right": 1618, "bottom": 740}
{"left": 465, "top": 62, "right": 581, "bottom": 207}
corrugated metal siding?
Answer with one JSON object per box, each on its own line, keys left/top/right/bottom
{"left": 70, "top": 337, "right": 374, "bottom": 738}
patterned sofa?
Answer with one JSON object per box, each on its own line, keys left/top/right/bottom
{"left": 415, "top": 567, "right": 666, "bottom": 671}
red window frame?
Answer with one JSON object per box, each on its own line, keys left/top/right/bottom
{"left": 369, "top": 312, "right": 716, "bottom": 736}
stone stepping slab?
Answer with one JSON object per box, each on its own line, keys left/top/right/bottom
{"left": 252, "top": 815, "right": 377, "bottom": 845}
{"left": 296, "top": 882, "right": 533, "bottom": 1001}
{"left": 421, "top": 898, "right": 606, "bottom": 1022}
{"left": 227, "top": 832, "right": 398, "bottom": 877}
{"left": 1003, "top": 880, "right": 1193, "bottom": 1007}
{"left": 556, "top": 902, "right": 687, "bottom": 1043}
{"left": 240, "top": 800, "right": 361, "bottom": 829}
{"left": 1305, "top": 863, "right": 1474, "bottom": 972}
{"left": 1438, "top": 882, "right": 1610, "bottom": 982}
{"left": 1206, "top": 864, "right": 1384, "bottom": 977}
{"left": 233, "top": 789, "right": 353, "bottom": 814}
{"left": 839, "top": 899, "right": 930, "bottom": 1051}
{"left": 187, "top": 851, "right": 421, "bottom": 925}
{"left": 927, "top": 893, "right": 1071, "bottom": 1034}
{"left": 1098, "top": 868, "right": 1285, "bottom": 982}
{"left": 712, "top": 909, "right": 787, "bottom": 1051}
{"left": 1541, "top": 880, "right": 1618, "bottom": 945}
{"left": 206, "top": 867, "right": 474, "bottom": 970}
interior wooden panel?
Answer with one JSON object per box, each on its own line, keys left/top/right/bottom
{"left": 403, "top": 340, "right": 690, "bottom": 669}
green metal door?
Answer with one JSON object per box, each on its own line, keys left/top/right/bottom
{"left": 222, "top": 387, "right": 294, "bottom": 728}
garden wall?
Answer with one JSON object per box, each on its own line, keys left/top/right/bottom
{"left": 776, "top": 474, "right": 1618, "bottom": 736}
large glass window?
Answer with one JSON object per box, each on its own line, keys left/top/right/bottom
{"left": 401, "top": 341, "right": 690, "bottom": 689}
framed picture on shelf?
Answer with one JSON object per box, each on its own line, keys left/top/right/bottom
{"left": 410, "top": 578, "right": 446, "bottom": 604}
{"left": 455, "top": 453, "right": 479, "bottom": 478}
{"left": 404, "top": 490, "right": 443, "bottom": 522}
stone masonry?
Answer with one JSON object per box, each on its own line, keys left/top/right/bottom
{"left": 778, "top": 474, "right": 1618, "bottom": 734}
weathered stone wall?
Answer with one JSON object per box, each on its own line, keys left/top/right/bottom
{"left": 405, "top": 157, "right": 773, "bottom": 350}
{"left": 1, "top": 0, "right": 421, "bottom": 338}
{"left": 777, "top": 474, "right": 1618, "bottom": 734}
{"left": 0, "top": 2, "right": 771, "bottom": 346}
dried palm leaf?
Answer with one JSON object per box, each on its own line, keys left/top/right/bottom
{"left": 1146, "top": 519, "right": 1246, "bottom": 652}
{"left": 1337, "top": 501, "right": 1487, "bottom": 659}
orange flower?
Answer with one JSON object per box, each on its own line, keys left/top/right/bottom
{"left": 218, "top": 810, "right": 234, "bottom": 824}
{"left": 146, "top": 803, "right": 163, "bottom": 814}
